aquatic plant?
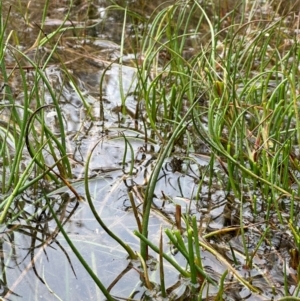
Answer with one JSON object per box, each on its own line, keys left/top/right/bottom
{"left": 1, "top": 0, "right": 300, "bottom": 300}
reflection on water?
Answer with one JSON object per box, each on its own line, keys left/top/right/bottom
{"left": 0, "top": 173, "right": 189, "bottom": 300}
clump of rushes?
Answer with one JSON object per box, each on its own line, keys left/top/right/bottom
{"left": 189, "top": 1, "right": 300, "bottom": 298}
{"left": 192, "top": 7, "right": 300, "bottom": 202}
{"left": 126, "top": 0, "right": 300, "bottom": 298}
{"left": 0, "top": 0, "right": 81, "bottom": 222}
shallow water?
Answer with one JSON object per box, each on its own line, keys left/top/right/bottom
{"left": 1, "top": 0, "right": 300, "bottom": 300}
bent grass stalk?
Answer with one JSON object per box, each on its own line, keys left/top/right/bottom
{"left": 140, "top": 102, "right": 198, "bottom": 260}
{"left": 10, "top": 48, "right": 72, "bottom": 177}
{"left": 159, "top": 226, "right": 166, "bottom": 298}
{"left": 45, "top": 196, "right": 115, "bottom": 301}
{"left": 193, "top": 121, "right": 298, "bottom": 198}
{"left": 1, "top": 0, "right": 77, "bottom": 190}
{"left": 134, "top": 230, "right": 190, "bottom": 278}
{"left": 197, "top": 237, "right": 259, "bottom": 293}
{"left": 136, "top": 252, "right": 153, "bottom": 290}
{"left": 84, "top": 138, "right": 137, "bottom": 260}
{"left": 121, "top": 133, "right": 135, "bottom": 175}
{"left": 0, "top": 139, "right": 50, "bottom": 223}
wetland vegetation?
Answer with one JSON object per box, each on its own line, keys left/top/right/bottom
{"left": 1, "top": 0, "right": 300, "bottom": 300}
